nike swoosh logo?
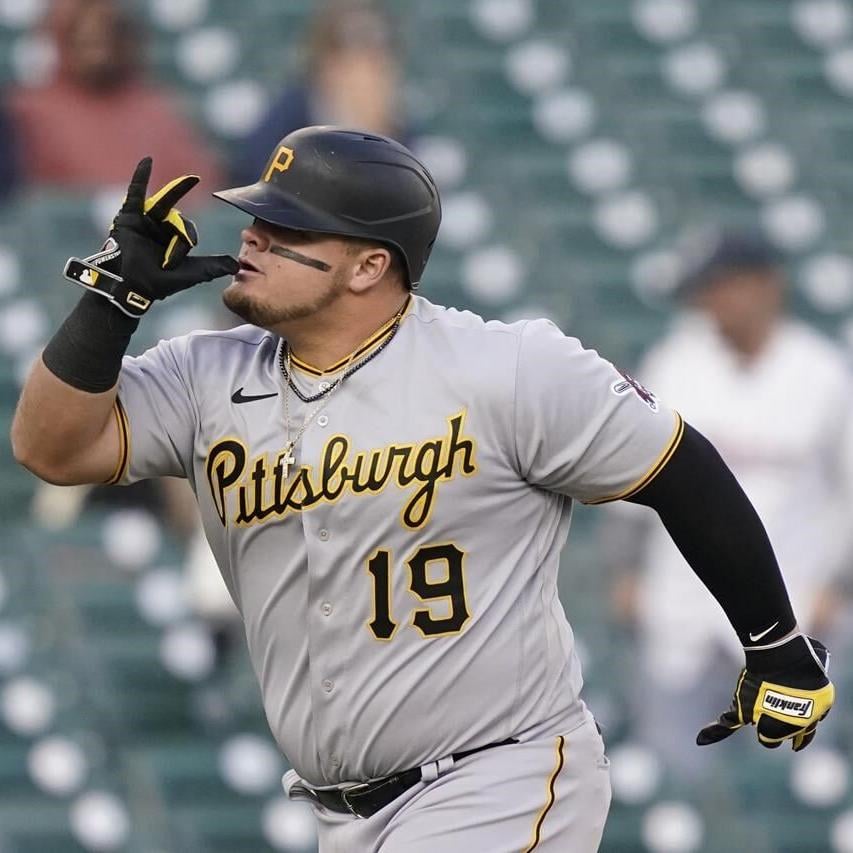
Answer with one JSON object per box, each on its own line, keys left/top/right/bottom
{"left": 749, "top": 621, "right": 780, "bottom": 643}
{"left": 231, "top": 387, "right": 278, "bottom": 404}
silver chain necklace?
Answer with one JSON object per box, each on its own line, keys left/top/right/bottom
{"left": 281, "top": 346, "right": 355, "bottom": 479}
{"left": 278, "top": 305, "right": 406, "bottom": 403}
{"left": 280, "top": 301, "right": 408, "bottom": 477}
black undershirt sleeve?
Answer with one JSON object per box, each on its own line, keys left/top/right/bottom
{"left": 627, "top": 421, "right": 797, "bottom": 649}
{"left": 42, "top": 292, "right": 138, "bottom": 392}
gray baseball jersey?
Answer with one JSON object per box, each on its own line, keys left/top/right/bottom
{"left": 113, "top": 295, "right": 680, "bottom": 787}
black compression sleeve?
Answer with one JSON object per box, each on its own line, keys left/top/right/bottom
{"left": 627, "top": 422, "right": 797, "bottom": 649}
{"left": 42, "top": 293, "right": 139, "bottom": 393}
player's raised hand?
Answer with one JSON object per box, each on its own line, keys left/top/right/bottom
{"left": 63, "top": 157, "right": 239, "bottom": 317}
{"left": 697, "top": 634, "right": 834, "bottom": 752}
{"left": 116, "top": 157, "right": 200, "bottom": 270}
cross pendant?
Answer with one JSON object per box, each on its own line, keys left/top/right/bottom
{"left": 281, "top": 443, "right": 296, "bottom": 479}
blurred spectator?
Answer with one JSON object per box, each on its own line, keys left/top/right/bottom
{"left": 605, "top": 227, "right": 853, "bottom": 780}
{"left": 8, "top": 0, "right": 223, "bottom": 199}
{"left": 231, "top": 0, "right": 411, "bottom": 186}
{"left": 0, "top": 98, "right": 20, "bottom": 201}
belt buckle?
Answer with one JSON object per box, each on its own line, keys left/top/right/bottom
{"left": 341, "top": 782, "right": 371, "bottom": 817}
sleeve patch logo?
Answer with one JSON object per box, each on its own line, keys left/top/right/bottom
{"left": 762, "top": 690, "right": 814, "bottom": 719}
{"left": 611, "top": 369, "right": 659, "bottom": 412}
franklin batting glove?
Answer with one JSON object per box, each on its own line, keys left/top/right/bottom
{"left": 697, "top": 634, "right": 834, "bottom": 752}
{"left": 64, "top": 157, "right": 239, "bottom": 317}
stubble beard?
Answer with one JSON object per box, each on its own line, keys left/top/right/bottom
{"left": 222, "top": 268, "right": 347, "bottom": 328}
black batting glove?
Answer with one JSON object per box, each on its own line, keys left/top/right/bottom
{"left": 697, "top": 635, "right": 835, "bottom": 752}
{"left": 64, "top": 157, "right": 239, "bottom": 317}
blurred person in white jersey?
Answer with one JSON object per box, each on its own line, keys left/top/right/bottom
{"left": 607, "top": 228, "right": 853, "bottom": 779}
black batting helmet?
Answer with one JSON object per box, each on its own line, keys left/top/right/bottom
{"left": 213, "top": 126, "right": 441, "bottom": 287}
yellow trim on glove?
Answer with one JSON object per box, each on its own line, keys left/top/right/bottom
{"left": 144, "top": 174, "right": 199, "bottom": 216}
{"left": 752, "top": 681, "right": 835, "bottom": 726}
{"left": 734, "top": 669, "right": 749, "bottom": 724}
{"left": 163, "top": 235, "right": 179, "bottom": 268}
{"left": 163, "top": 207, "right": 194, "bottom": 244}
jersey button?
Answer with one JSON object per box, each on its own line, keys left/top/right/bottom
{"left": 330, "top": 755, "right": 340, "bottom": 767}
{"left": 317, "top": 415, "right": 329, "bottom": 427}
{"left": 319, "top": 381, "right": 331, "bottom": 392}
{"left": 321, "top": 602, "right": 333, "bottom": 616}
{"left": 322, "top": 679, "right": 334, "bottom": 693}
{"left": 318, "top": 529, "right": 330, "bottom": 541}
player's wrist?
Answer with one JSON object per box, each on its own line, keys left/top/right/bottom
{"left": 736, "top": 610, "right": 797, "bottom": 652}
{"left": 745, "top": 633, "right": 829, "bottom": 684}
{"left": 42, "top": 292, "right": 139, "bottom": 393}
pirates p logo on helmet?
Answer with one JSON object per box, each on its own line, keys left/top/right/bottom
{"left": 263, "top": 146, "right": 295, "bottom": 183}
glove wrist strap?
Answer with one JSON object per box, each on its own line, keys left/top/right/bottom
{"left": 63, "top": 238, "right": 153, "bottom": 318}
{"left": 743, "top": 627, "right": 802, "bottom": 653}
{"left": 745, "top": 634, "right": 828, "bottom": 681}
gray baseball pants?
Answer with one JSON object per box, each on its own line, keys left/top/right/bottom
{"left": 288, "top": 709, "right": 611, "bottom": 853}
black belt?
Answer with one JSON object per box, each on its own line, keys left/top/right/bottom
{"left": 299, "top": 737, "right": 518, "bottom": 819}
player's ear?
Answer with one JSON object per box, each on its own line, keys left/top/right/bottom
{"left": 348, "top": 246, "right": 392, "bottom": 294}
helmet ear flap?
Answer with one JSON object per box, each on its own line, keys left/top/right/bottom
{"left": 387, "top": 247, "right": 410, "bottom": 289}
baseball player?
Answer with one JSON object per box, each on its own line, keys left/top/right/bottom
{"left": 11, "top": 126, "right": 835, "bottom": 852}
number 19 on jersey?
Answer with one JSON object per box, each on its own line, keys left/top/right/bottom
{"left": 366, "top": 543, "right": 471, "bottom": 640}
